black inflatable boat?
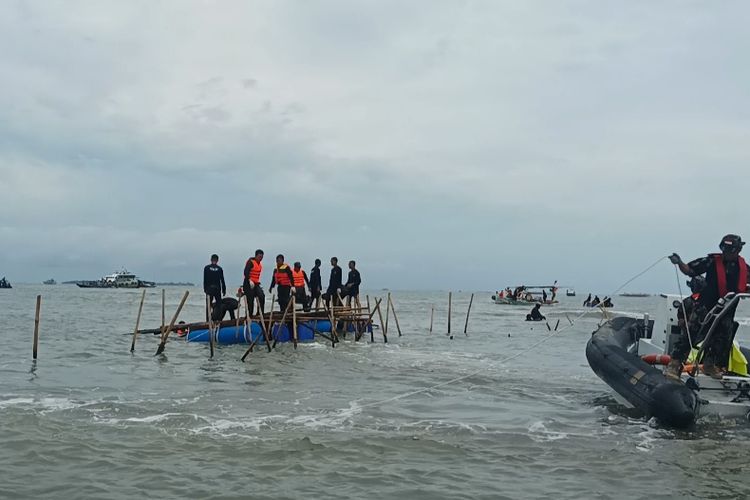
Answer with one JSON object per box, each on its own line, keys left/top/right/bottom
{"left": 586, "top": 316, "right": 698, "bottom": 428}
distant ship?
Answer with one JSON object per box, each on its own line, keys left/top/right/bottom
{"left": 76, "top": 269, "right": 155, "bottom": 289}
{"left": 619, "top": 293, "right": 651, "bottom": 298}
{"left": 156, "top": 282, "right": 196, "bottom": 287}
{"left": 0, "top": 276, "right": 11, "bottom": 289}
{"left": 43, "top": 278, "right": 57, "bottom": 285}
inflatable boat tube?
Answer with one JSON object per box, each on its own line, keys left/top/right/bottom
{"left": 186, "top": 320, "right": 369, "bottom": 344}
{"left": 586, "top": 316, "right": 698, "bottom": 428}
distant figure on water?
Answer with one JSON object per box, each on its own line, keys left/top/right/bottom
{"left": 583, "top": 293, "right": 592, "bottom": 307}
{"left": 526, "top": 303, "right": 546, "bottom": 322}
{"left": 542, "top": 289, "right": 548, "bottom": 303}
{"left": 602, "top": 297, "right": 613, "bottom": 308}
{"left": 591, "top": 296, "right": 601, "bottom": 307}
{"left": 203, "top": 254, "right": 226, "bottom": 311}
{"left": 243, "top": 249, "right": 265, "bottom": 316}
{"left": 550, "top": 280, "right": 558, "bottom": 302}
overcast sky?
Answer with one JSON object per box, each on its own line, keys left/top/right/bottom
{"left": 1, "top": 1, "right": 748, "bottom": 292}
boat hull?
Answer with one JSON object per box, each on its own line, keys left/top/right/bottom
{"left": 586, "top": 316, "right": 698, "bottom": 428}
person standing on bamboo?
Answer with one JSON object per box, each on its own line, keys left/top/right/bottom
{"left": 292, "top": 262, "right": 311, "bottom": 312}
{"left": 309, "top": 259, "right": 322, "bottom": 307}
{"left": 243, "top": 249, "right": 265, "bottom": 316}
{"left": 341, "top": 260, "right": 361, "bottom": 304}
{"left": 269, "top": 254, "right": 296, "bottom": 312}
{"left": 323, "top": 257, "right": 343, "bottom": 307}
{"left": 203, "top": 254, "right": 226, "bottom": 312}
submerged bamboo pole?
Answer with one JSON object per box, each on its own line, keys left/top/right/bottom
{"left": 32, "top": 295, "right": 41, "bottom": 359}
{"left": 257, "top": 296, "right": 272, "bottom": 352}
{"left": 161, "top": 289, "right": 165, "bottom": 333}
{"left": 155, "top": 291, "right": 190, "bottom": 355}
{"left": 129, "top": 289, "right": 147, "bottom": 352}
{"left": 388, "top": 294, "right": 402, "bottom": 337}
{"left": 429, "top": 305, "right": 434, "bottom": 334}
{"left": 271, "top": 299, "right": 293, "bottom": 349}
{"left": 463, "top": 293, "right": 474, "bottom": 336}
{"left": 366, "top": 295, "right": 373, "bottom": 342}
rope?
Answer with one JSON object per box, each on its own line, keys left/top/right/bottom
{"left": 338, "top": 255, "right": 669, "bottom": 416}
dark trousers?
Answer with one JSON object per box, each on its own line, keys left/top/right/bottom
{"left": 277, "top": 285, "right": 292, "bottom": 313}
{"left": 295, "top": 287, "right": 309, "bottom": 311}
{"left": 206, "top": 287, "right": 222, "bottom": 320}
{"left": 322, "top": 288, "right": 341, "bottom": 308}
{"left": 243, "top": 281, "right": 265, "bottom": 317}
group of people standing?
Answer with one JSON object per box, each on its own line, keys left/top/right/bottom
{"left": 582, "top": 294, "right": 613, "bottom": 308}
{"left": 202, "top": 250, "right": 362, "bottom": 321}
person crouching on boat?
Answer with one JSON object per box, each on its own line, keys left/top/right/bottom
{"left": 243, "top": 249, "right": 265, "bottom": 317}
{"left": 203, "top": 254, "right": 226, "bottom": 312}
{"left": 526, "top": 303, "right": 545, "bottom": 322}
{"left": 667, "top": 234, "right": 750, "bottom": 379}
{"left": 292, "top": 262, "right": 311, "bottom": 312}
{"left": 212, "top": 297, "right": 240, "bottom": 321}
{"left": 270, "top": 254, "right": 295, "bottom": 313}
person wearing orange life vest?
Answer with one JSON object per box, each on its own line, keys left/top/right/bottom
{"left": 292, "top": 262, "right": 311, "bottom": 312}
{"left": 269, "top": 254, "right": 296, "bottom": 313}
{"left": 667, "top": 234, "right": 750, "bottom": 379}
{"left": 243, "top": 249, "right": 265, "bottom": 317}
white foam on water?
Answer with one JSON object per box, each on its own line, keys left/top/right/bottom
{"left": 528, "top": 420, "right": 569, "bottom": 442}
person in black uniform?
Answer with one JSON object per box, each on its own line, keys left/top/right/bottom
{"left": 203, "top": 254, "right": 226, "bottom": 316}
{"left": 667, "top": 234, "right": 750, "bottom": 378}
{"left": 322, "top": 257, "right": 343, "bottom": 307}
{"left": 309, "top": 259, "right": 322, "bottom": 308}
{"left": 526, "top": 303, "right": 545, "bottom": 321}
{"left": 269, "top": 254, "right": 296, "bottom": 313}
{"left": 212, "top": 297, "right": 239, "bottom": 321}
{"left": 341, "top": 260, "right": 361, "bottom": 303}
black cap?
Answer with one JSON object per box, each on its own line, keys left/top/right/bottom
{"left": 719, "top": 234, "right": 744, "bottom": 253}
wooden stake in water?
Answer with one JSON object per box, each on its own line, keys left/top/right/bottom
{"left": 448, "top": 292, "right": 452, "bottom": 338}
{"left": 154, "top": 291, "right": 190, "bottom": 356}
{"left": 32, "top": 295, "right": 41, "bottom": 359}
{"left": 429, "top": 305, "right": 434, "bottom": 334}
{"left": 292, "top": 295, "right": 298, "bottom": 349}
{"left": 129, "top": 289, "right": 147, "bottom": 352}
{"left": 463, "top": 293, "right": 474, "bottom": 336}
{"left": 161, "top": 289, "right": 165, "bottom": 333}
{"left": 375, "top": 299, "right": 388, "bottom": 343}
{"left": 206, "top": 295, "right": 215, "bottom": 359}
{"left": 383, "top": 292, "right": 391, "bottom": 333}
{"left": 388, "top": 294, "right": 402, "bottom": 337}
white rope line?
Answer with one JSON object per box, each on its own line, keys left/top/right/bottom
{"left": 339, "top": 255, "right": 669, "bottom": 415}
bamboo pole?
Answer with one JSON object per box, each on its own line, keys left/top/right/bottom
{"left": 271, "top": 299, "right": 293, "bottom": 349}
{"left": 366, "top": 295, "right": 374, "bottom": 343}
{"left": 257, "top": 296, "right": 272, "bottom": 352}
{"left": 161, "top": 289, "right": 165, "bottom": 333}
{"left": 207, "top": 295, "right": 215, "bottom": 359}
{"left": 384, "top": 292, "right": 391, "bottom": 336}
{"left": 463, "top": 293, "right": 474, "bottom": 336}
{"left": 429, "top": 305, "right": 434, "bottom": 334}
{"left": 292, "top": 295, "right": 298, "bottom": 349}
{"left": 388, "top": 294, "right": 402, "bottom": 337}
{"left": 375, "top": 299, "right": 388, "bottom": 343}
{"left": 129, "top": 289, "right": 147, "bottom": 352}
{"left": 32, "top": 295, "right": 41, "bottom": 359}
{"left": 266, "top": 292, "right": 275, "bottom": 339}
{"left": 323, "top": 300, "right": 339, "bottom": 343}
{"left": 447, "top": 292, "right": 452, "bottom": 338}
{"left": 155, "top": 291, "right": 190, "bottom": 355}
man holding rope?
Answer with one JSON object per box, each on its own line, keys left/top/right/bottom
{"left": 667, "top": 234, "right": 750, "bottom": 379}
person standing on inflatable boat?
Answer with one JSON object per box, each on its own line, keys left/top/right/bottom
{"left": 667, "top": 234, "right": 750, "bottom": 379}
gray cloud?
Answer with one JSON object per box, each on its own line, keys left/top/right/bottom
{"left": 1, "top": 0, "right": 749, "bottom": 293}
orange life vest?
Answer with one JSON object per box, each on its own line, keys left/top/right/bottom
{"left": 292, "top": 269, "right": 305, "bottom": 287}
{"left": 714, "top": 254, "right": 748, "bottom": 297}
{"left": 274, "top": 264, "right": 292, "bottom": 286}
{"left": 247, "top": 258, "right": 262, "bottom": 284}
